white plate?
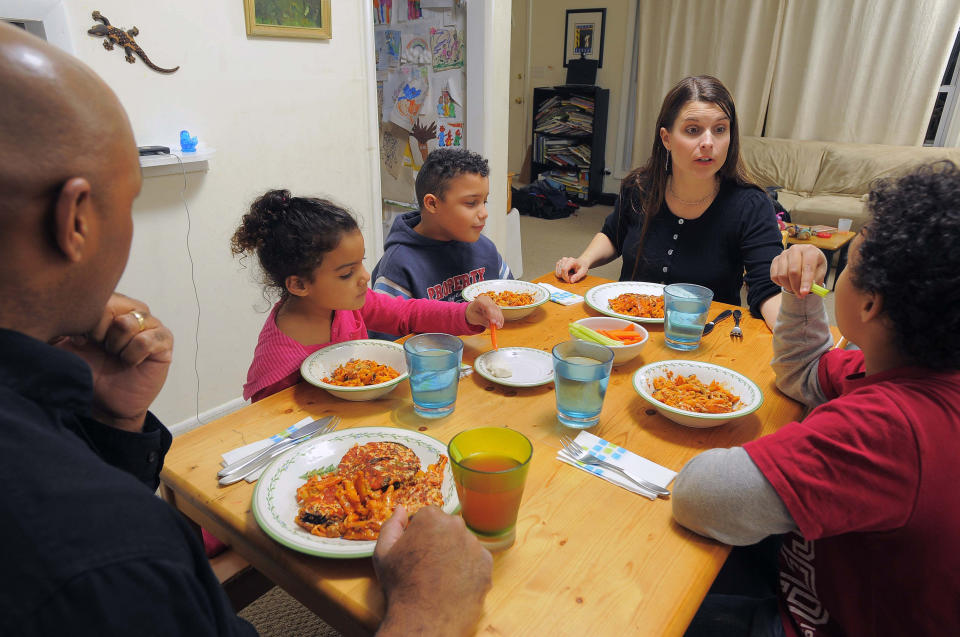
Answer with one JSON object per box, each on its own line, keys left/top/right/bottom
{"left": 473, "top": 347, "right": 554, "bottom": 387}
{"left": 252, "top": 427, "right": 458, "bottom": 558}
{"left": 461, "top": 279, "right": 550, "bottom": 321}
{"left": 300, "top": 340, "right": 408, "bottom": 401}
{"left": 584, "top": 281, "right": 666, "bottom": 324}
{"left": 632, "top": 360, "right": 764, "bottom": 428}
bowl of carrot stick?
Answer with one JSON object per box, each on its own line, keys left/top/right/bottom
{"left": 571, "top": 316, "right": 649, "bottom": 364}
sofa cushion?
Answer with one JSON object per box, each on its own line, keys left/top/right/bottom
{"left": 791, "top": 195, "right": 867, "bottom": 232}
{"left": 813, "top": 143, "right": 960, "bottom": 196}
{"left": 741, "top": 136, "right": 829, "bottom": 194}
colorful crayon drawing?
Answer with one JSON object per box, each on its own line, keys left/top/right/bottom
{"left": 407, "top": 1, "right": 422, "bottom": 21}
{"left": 373, "top": 0, "right": 393, "bottom": 25}
{"left": 437, "top": 88, "right": 457, "bottom": 118}
{"left": 401, "top": 33, "right": 431, "bottom": 64}
{"left": 437, "top": 121, "right": 463, "bottom": 148}
{"left": 430, "top": 27, "right": 464, "bottom": 71}
{"left": 389, "top": 66, "right": 429, "bottom": 131}
{"left": 375, "top": 30, "right": 401, "bottom": 70}
{"left": 574, "top": 23, "right": 594, "bottom": 55}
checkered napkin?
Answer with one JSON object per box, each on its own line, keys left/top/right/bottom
{"left": 556, "top": 431, "right": 677, "bottom": 498}
{"left": 220, "top": 416, "right": 314, "bottom": 483}
{"left": 539, "top": 282, "right": 584, "bottom": 306}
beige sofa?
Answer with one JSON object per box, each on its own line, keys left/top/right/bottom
{"left": 740, "top": 136, "right": 960, "bottom": 232}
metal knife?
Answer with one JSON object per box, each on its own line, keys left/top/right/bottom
{"left": 217, "top": 416, "right": 333, "bottom": 478}
{"left": 701, "top": 309, "right": 733, "bottom": 336}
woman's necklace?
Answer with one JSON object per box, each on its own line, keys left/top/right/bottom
{"left": 668, "top": 178, "right": 719, "bottom": 206}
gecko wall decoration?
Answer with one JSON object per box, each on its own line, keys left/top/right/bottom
{"left": 87, "top": 11, "right": 179, "bottom": 74}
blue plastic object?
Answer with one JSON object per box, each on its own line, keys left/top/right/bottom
{"left": 179, "top": 130, "right": 198, "bottom": 152}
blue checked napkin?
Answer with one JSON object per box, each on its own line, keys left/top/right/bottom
{"left": 220, "top": 416, "right": 314, "bottom": 482}
{"left": 539, "top": 282, "right": 584, "bottom": 306}
{"left": 556, "top": 431, "right": 677, "bottom": 497}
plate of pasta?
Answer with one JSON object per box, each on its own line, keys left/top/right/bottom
{"left": 461, "top": 279, "right": 550, "bottom": 321}
{"left": 301, "top": 340, "right": 408, "bottom": 401}
{"left": 584, "top": 282, "right": 666, "bottom": 324}
{"left": 631, "top": 360, "right": 763, "bottom": 428}
{"left": 252, "top": 427, "right": 459, "bottom": 558}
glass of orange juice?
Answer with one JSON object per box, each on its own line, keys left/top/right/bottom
{"left": 448, "top": 427, "right": 533, "bottom": 551}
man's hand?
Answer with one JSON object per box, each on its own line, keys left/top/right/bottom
{"left": 465, "top": 294, "right": 504, "bottom": 329}
{"left": 53, "top": 293, "right": 173, "bottom": 432}
{"left": 770, "top": 244, "right": 827, "bottom": 297}
{"left": 555, "top": 256, "right": 589, "bottom": 283}
{"left": 373, "top": 506, "right": 492, "bottom": 637}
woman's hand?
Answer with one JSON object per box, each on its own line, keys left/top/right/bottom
{"left": 53, "top": 293, "right": 173, "bottom": 432}
{"left": 770, "top": 244, "right": 828, "bottom": 297}
{"left": 465, "top": 294, "right": 504, "bottom": 329}
{"left": 555, "top": 256, "right": 590, "bottom": 283}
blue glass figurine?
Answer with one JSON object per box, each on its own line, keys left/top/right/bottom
{"left": 180, "top": 130, "right": 198, "bottom": 153}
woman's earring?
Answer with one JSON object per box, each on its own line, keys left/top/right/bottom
{"left": 665, "top": 152, "right": 671, "bottom": 173}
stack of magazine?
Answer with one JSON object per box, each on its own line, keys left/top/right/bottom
{"left": 534, "top": 95, "right": 595, "bottom": 135}
{"left": 538, "top": 170, "right": 589, "bottom": 200}
{"left": 533, "top": 136, "right": 591, "bottom": 168}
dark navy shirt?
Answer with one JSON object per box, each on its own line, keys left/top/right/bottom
{"left": 601, "top": 181, "right": 783, "bottom": 316}
{"left": 0, "top": 329, "right": 257, "bottom": 636}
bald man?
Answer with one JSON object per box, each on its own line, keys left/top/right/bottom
{"left": 0, "top": 23, "right": 491, "bottom": 637}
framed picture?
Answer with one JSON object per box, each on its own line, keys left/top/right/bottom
{"left": 243, "top": 0, "right": 332, "bottom": 39}
{"left": 563, "top": 8, "right": 605, "bottom": 68}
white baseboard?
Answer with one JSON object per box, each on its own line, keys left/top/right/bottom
{"left": 169, "top": 396, "right": 249, "bottom": 437}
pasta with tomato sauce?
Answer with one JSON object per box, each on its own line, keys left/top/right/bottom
{"left": 295, "top": 442, "right": 446, "bottom": 541}
{"left": 608, "top": 293, "right": 664, "bottom": 318}
{"left": 651, "top": 371, "right": 741, "bottom": 414}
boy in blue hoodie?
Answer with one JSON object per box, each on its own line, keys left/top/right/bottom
{"left": 373, "top": 148, "right": 512, "bottom": 302}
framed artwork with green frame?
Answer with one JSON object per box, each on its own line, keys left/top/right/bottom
{"left": 243, "top": 0, "right": 332, "bottom": 39}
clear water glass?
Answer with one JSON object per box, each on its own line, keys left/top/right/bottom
{"left": 663, "top": 283, "right": 714, "bottom": 351}
{"left": 551, "top": 340, "right": 614, "bottom": 429}
{"left": 404, "top": 333, "right": 463, "bottom": 418}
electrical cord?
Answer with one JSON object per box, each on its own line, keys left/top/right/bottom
{"left": 170, "top": 153, "right": 203, "bottom": 426}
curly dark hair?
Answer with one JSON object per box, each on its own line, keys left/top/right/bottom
{"left": 854, "top": 160, "right": 960, "bottom": 370}
{"left": 415, "top": 148, "right": 489, "bottom": 209}
{"left": 230, "top": 189, "right": 358, "bottom": 296}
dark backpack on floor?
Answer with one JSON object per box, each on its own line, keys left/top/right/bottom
{"left": 512, "top": 182, "right": 578, "bottom": 220}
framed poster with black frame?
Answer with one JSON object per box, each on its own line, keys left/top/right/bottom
{"left": 563, "top": 8, "right": 606, "bottom": 68}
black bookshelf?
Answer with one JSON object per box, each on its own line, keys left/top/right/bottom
{"left": 531, "top": 85, "right": 609, "bottom": 204}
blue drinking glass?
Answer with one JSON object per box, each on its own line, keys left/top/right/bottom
{"left": 404, "top": 333, "right": 464, "bottom": 418}
{"left": 551, "top": 340, "right": 614, "bottom": 428}
{"left": 663, "top": 283, "right": 714, "bottom": 351}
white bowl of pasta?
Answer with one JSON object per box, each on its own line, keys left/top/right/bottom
{"left": 461, "top": 279, "right": 550, "bottom": 321}
{"left": 631, "top": 360, "right": 763, "bottom": 428}
{"left": 300, "top": 340, "right": 408, "bottom": 401}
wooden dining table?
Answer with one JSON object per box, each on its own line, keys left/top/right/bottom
{"left": 160, "top": 274, "right": 807, "bottom": 637}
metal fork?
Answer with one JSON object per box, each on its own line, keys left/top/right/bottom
{"left": 219, "top": 416, "right": 341, "bottom": 486}
{"left": 559, "top": 436, "right": 670, "bottom": 499}
{"left": 729, "top": 309, "right": 743, "bottom": 341}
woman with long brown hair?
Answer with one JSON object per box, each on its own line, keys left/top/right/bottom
{"left": 555, "top": 75, "right": 783, "bottom": 327}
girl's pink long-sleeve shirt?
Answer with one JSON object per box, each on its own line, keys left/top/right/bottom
{"left": 243, "top": 289, "right": 482, "bottom": 402}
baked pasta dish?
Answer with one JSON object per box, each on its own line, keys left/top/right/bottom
{"left": 608, "top": 293, "right": 665, "bottom": 318}
{"left": 295, "top": 442, "right": 447, "bottom": 540}
{"left": 651, "top": 371, "right": 741, "bottom": 414}
{"left": 322, "top": 359, "right": 400, "bottom": 387}
{"left": 480, "top": 290, "right": 536, "bottom": 307}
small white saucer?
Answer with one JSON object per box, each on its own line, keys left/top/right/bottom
{"left": 474, "top": 348, "right": 554, "bottom": 387}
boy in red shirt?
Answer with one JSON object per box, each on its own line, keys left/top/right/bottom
{"left": 673, "top": 161, "right": 960, "bottom": 637}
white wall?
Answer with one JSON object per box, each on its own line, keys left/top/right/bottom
{"left": 45, "top": 0, "right": 382, "bottom": 426}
